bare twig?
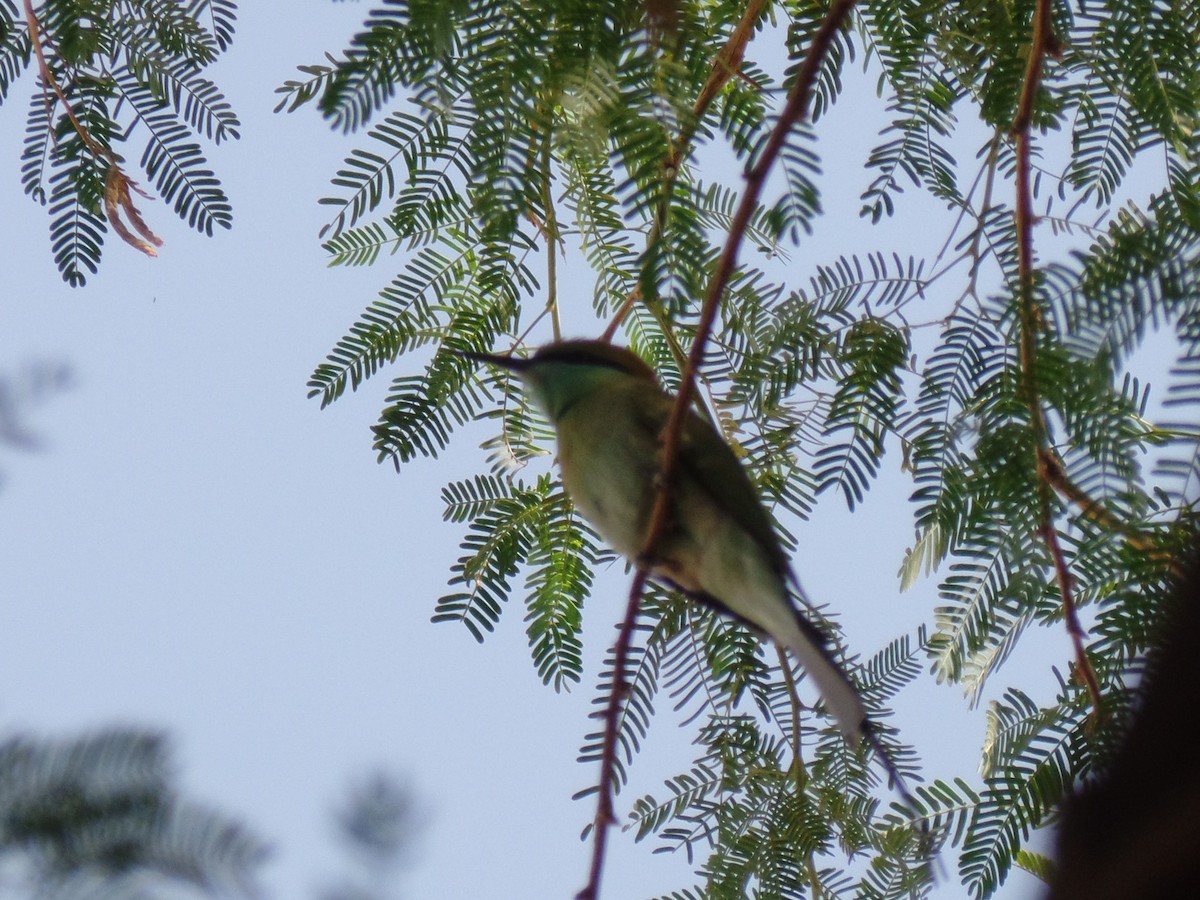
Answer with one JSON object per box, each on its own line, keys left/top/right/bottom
{"left": 540, "top": 135, "right": 563, "bottom": 342}
{"left": 576, "top": 3, "right": 858, "bottom": 897}
{"left": 1011, "top": 0, "right": 1101, "bottom": 712}
{"left": 574, "top": 569, "right": 649, "bottom": 900}
{"left": 603, "top": 0, "right": 768, "bottom": 342}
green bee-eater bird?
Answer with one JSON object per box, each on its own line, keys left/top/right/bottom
{"left": 462, "top": 339, "right": 871, "bottom": 746}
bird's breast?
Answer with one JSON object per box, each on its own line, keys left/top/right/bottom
{"left": 555, "top": 392, "right": 660, "bottom": 560}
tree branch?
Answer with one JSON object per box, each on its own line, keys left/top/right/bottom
{"left": 576, "top": 2, "right": 858, "bottom": 896}
{"left": 603, "top": 0, "right": 768, "bottom": 342}
{"left": 1011, "top": 0, "right": 1101, "bottom": 712}
{"left": 1040, "top": 449, "right": 1175, "bottom": 566}
{"left": 574, "top": 568, "right": 649, "bottom": 900}
{"left": 540, "top": 132, "right": 563, "bottom": 342}
{"left": 1038, "top": 500, "right": 1103, "bottom": 708}
{"left": 23, "top": 0, "right": 163, "bottom": 257}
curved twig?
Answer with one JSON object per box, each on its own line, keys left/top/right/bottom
{"left": 602, "top": 0, "right": 768, "bottom": 342}
{"left": 1011, "top": 0, "right": 1101, "bottom": 712}
{"left": 576, "top": 3, "right": 859, "bottom": 896}
{"left": 22, "top": 0, "right": 162, "bottom": 256}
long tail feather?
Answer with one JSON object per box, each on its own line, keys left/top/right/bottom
{"left": 779, "top": 612, "right": 869, "bottom": 745}
{"left": 780, "top": 615, "right": 935, "bottom": 860}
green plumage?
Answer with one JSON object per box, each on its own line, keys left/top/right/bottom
{"left": 464, "top": 339, "right": 868, "bottom": 744}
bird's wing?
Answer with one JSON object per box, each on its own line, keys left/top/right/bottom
{"left": 634, "top": 394, "right": 872, "bottom": 746}
{"left": 634, "top": 394, "right": 792, "bottom": 579}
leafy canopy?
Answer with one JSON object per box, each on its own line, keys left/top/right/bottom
{"left": 6, "top": 0, "right": 1198, "bottom": 897}
{"left": 280, "top": 0, "right": 1198, "bottom": 896}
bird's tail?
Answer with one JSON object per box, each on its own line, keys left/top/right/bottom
{"left": 777, "top": 611, "right": 869, "bottom": 746}
{"left": 779, "top": 613, "right": 932, "bottom": 858}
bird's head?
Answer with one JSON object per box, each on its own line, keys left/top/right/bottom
{"left": 458, "top": 340, "right": 657, "bottom": 421}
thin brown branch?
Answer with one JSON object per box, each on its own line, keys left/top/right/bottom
{"left": 576, "top": 4, "right": 857, "bottom": 898}
{"left": 1012, "top": 0, "right": 1101, "bottom": 713}
{"left": 1039, "top": 515, "right": 1103, "bottom": 707}
{"left": 574, "top": 569, "right": 649, "bottom": 900}
{"left": 686, "top": 0, "right": 856, "bottom": 387}
{"left": 677, "top": 0, "right": 766, "bottom": 167}
{"left": 1040, "top": 449, "right": 1174, "bottom": 563}
{"left": 604, "top": 0, "right": 767, "bottom": 342}
{"left": 600, "top": 286, "right": 642, "bottom": 343}
{"left": 23, "top": 0, "right": 105, "bottom": 160}
{"left": 540, "top": 135, "right": 563, "bottom": 342}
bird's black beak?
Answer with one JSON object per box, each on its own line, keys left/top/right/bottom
{"left": 452, "top": 347, "right": 532, "bottom": 374}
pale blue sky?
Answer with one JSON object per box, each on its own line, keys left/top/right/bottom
{"left": 2, "top": 3, "right": 1162, "bottom": 898}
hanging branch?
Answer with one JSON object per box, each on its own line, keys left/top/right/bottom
{"left": 22, "top": 0, "right": 163, "bottom": 257}
{"left": 575, "top": 2, "right": 858, "bottom": 897}
{"left": 1040, "top": 450, "right": 1181, "bottom": 573}
{"left": 602, "top": 0, "right": 767, "bottom": 343}
{"left": 539, "top": 128, "right": 564, "bottom": 342}
{"left": 1011, "top": 0, "right": 1102, "bottom": 712}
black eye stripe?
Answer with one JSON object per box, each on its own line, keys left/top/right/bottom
{"left": 533, "top": 347, "right": 628, "bottom": 372}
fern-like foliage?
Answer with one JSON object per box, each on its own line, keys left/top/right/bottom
{"left": 629, "top": 629, "right": 930, "bottom": 900}
{"left": 436, "top": 472, "right": 601, "bottom": 690}
{"left": 290, "top": 0, "right": 1200, "bottom": 896}
{"left": 3, "top": 0, "right": 240, "bottom": 285}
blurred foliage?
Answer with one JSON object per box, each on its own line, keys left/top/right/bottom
{"left": 0, "top": 362, "right": 71, "bottom": 487}
{"left": 0, "top": 726, "right": 266, "bottom": 898}
{"left": 318, "top": 771, "right": 414, "bottom": 900}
